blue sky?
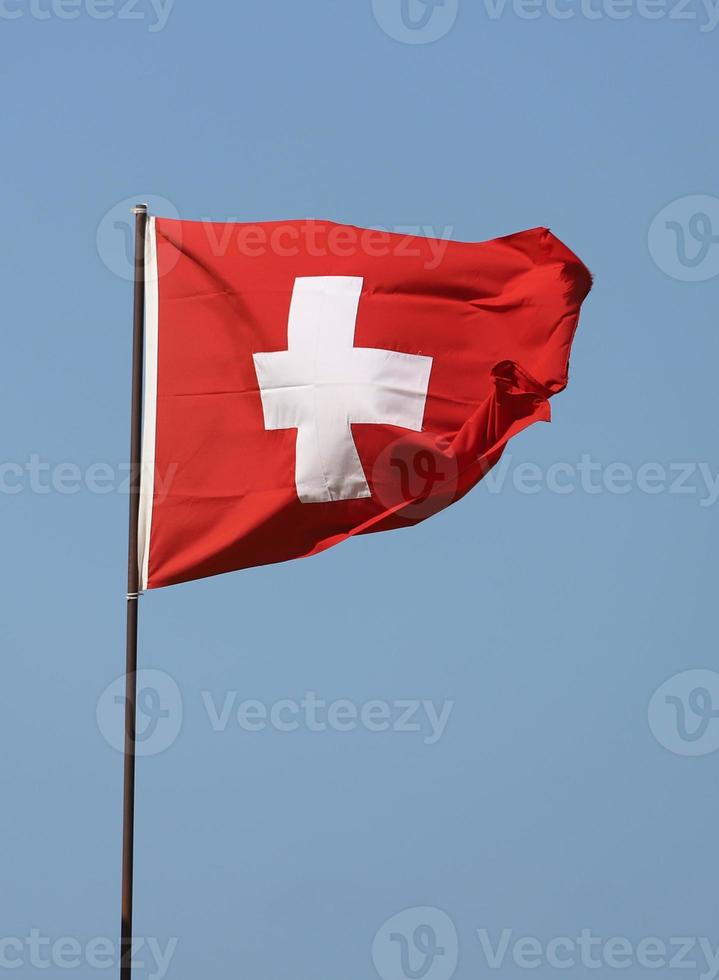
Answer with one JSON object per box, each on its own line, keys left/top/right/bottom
{"left": 1, "top": 1, "right": 718, "bottom": 978}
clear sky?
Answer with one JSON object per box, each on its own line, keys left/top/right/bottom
{"left": 1, "top": 1, "right": 718, "bottom": 979}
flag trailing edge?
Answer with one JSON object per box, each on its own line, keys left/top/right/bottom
{"left": 137, "top": 217, "right": 592, "bottom": 591}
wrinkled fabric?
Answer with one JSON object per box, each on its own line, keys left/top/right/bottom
{"left": 143, "top": 219, "right": 592, "bottom": 589}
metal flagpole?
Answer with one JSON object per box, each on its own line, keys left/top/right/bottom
{"left": 120, "top": 202, "right": 148, "bottom": 980}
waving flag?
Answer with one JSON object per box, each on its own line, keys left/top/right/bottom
{"left": 137, "top": 218, "right": 591, "bottom": 589}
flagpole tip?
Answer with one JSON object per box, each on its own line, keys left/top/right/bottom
{"left": 131, "top": 203, "right": 149, "bottom": 215}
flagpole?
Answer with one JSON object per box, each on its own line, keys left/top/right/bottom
{"left": 120, "top": 202, "right": 148, "bottom": 980}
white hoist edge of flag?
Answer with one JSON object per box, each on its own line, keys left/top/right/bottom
{"left": 137, "top": 216, "right": 159, "bottom": 593}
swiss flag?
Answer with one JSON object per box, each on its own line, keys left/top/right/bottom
{"left": 137, "top": 218, "right": 592, "bottom": 590}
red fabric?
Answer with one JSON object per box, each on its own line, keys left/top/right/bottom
{"left": 145, "top": 219, "right": 591, "bottom": 589}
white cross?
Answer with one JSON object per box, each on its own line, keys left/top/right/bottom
{"left": 253, "top": 276, "right": 433, "bottom": 503}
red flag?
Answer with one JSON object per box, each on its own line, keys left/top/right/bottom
{"left": 137, "top": 218, "right": 591, "bottom": 590}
